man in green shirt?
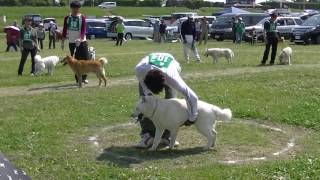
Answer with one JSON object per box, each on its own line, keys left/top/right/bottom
{"left": 235, "top": 17, "right": 245, "bottom": 44}
{"left": 115, "top": 18, "right": 125, "bottom": 46}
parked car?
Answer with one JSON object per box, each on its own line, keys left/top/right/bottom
{"left": 245, "top": 16, "right": 303, "bottom": 41}
{"left": 107, "top": 19, "right": 153, "bottom": 40}
{"left": 171, "top": 12, "right": 198, "bottom": 20}
{"left": 292, "top": 14, "right": 320, "bottom": 44}
{"left": 86, "top": 19, "right": 111, "bottom": 39}
{"left": 210, "top": 13, "right": 268, "bottom": 41}
{"left": 98, "top": 1, "right": 116, "bottom": 8}
{"left": 43, "top": 18, "right": 56, "bottom": 31}
{"left": 22, "top": 14, "right": 42, "bottom": 27}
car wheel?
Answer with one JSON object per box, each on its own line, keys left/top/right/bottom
{"left": 125, "top": 33, "right": 132, "bottom": 40}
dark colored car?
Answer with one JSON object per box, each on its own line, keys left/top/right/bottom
{"left": 210, "top": 13, "right": 268, "bottom": 41}
{"left": 86, "top": 19, "right": 111, "bottom": 39}
{"left": 22, "top": 14, "right": 42, "bottom": 27}
{"left": 292, "top": 14, "right": 320, "bottom": 44}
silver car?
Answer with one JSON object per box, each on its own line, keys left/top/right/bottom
{"left": 107, "top": 19, "right": 153, "bottom": 40}
{"left": 245, "top": 16, "right": 303, "bottom": 40}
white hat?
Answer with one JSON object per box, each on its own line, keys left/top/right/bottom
{"left": 39, "top": 23, "right": 43, "bottom": 26}
{"left": 50, "top": 21, "right": 54, "bottom": 24}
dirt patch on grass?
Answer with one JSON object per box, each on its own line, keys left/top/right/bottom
{"left": 68, "top": 119, "right": 311, "bottom": 169}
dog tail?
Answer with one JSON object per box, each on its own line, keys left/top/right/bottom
{"left": 98, "top": 57, "right": 108, "bottom": 65}
{"left": 214, "top": 107, "right": 232, "bottom": 121}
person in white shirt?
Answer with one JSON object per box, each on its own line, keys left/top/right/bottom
{"left": 135, "top": 52, "right": 199, "bottom": 148}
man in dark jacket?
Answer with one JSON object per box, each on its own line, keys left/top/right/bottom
{"left": 159, "top": 19, "right": 167, "bottom": 43}
{"left": 180, "top": 16, "right": 201, "bottom": 63}
{"left": 259, "top": 12, "right": 279, "bottom": 66}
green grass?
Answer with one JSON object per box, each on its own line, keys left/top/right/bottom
{"left": 1, "top": 8, "right": 320, "bottom": 177}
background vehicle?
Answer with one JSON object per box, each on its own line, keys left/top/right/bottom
{"left": 98, "top": 1, "right": 116, "bottom": 8}
{"left": 43, "top": 18, "right": 56, "bottom": 31}
{"left": 245, "top": 16, "right": 303, "bottom": 41}
{"left": 292, "top": 14, "right": 320, "bottom": 44}
{"left": 107, "top": 19, "right": 153, "bottom": 40}
{"left": 22, "top": 14, "right": 42, "bottom": 27}
{"left": 171, "top": 12, "right": 198, "bottom": 20}
{"left": 210, "top": 13, "right": 268, "bottom": 41}
{"left": 86, "top": 19, "right": 111, "bottom": 39}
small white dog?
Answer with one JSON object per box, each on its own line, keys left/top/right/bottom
{"left": 133, "top": 96, "right": 232, "bottom": 151}
{"left": 279, "top": 47, "right": 292, "bottom": 65}
{"left": 88, "top": 46, "right": 96, "bottom": 60}
{"left": 205, "top": 48, "right": 234, "bottom": 63}
{"left": 34, "top": 55, "right": 60, "bottom": 76}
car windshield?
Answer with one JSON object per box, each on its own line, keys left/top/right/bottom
{"left": 214, "top": 16, "right": 231, "bottom": 23}
{"left": 88, "top": 22, "right": 106, "bottom": 28}
{"left": 33, "top": 16, "right": 41, "bottom": 21}
{"left": 302, "top": 15, "right": 320, "bottom": 26}
{"left": 256, "top": 18, "right": 268, "bottom": 26}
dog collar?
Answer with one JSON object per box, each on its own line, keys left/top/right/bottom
{"left": 149, "top": 98, "right": 159, "bottom": 119}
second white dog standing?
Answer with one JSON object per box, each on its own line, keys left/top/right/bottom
{"left": 279, "top": 47, "right": 292, "bottom": 65}
{"left": 34, "top": 55, "right": 60, "bottom": 76}
{"left": 205, "top": 48, "right": 234, "bottom": 63}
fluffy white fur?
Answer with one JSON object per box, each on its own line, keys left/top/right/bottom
{"left": 34, "top": 55, "right": 60, "bottom": 76}
{"left": 205, "top": 48, "right": 234, "bottom": 63}
{"left": 88, "top": 46, "right": 96, "bottom": 60}
{"left": 279, "top": 47, "right": 292, "bottom": 65}
{"left": 133, "top": 96, "right": 232, "bottom": 151}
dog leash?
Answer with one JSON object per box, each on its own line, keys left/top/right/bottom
{"left": 72, "top": 46, "right": 77, "bottom": 59}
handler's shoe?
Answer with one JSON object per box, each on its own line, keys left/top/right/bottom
{"left": 160, "top": 138, "right": 179, "bottom": 147}
{"left": 135, "top": 133, "right": 153, "bottom": 148}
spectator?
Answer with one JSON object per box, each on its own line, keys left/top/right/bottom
{"left": 159, "top": 19, "right": 167, "bottom": 43}
{"left": 36, "top": 23, "right": 45, "bottom": 50}
{"left": 115, "top": 17, "right": 125, "bottom": 46}
{"left": 5, "top": 27, "right": 19, "bottom": 52}
{"left": 62, "top": 0, "right": 90, "bottom": 84}
{"left": 18, "top": 17, "right": 38, "bottom": 76}
{"left": 134, "top": 52, "right": 199, "bottom": 148}
{"left": 48, "top": 21, "right": 57, "bottom": 49}
{"left": 153, "top": 20, "right": 160, "bottom": 43}
{"left": 180, "top": 16, "right": 201, "bottom": 63}
{"left": 195, "top": 18, "right": 201, "bottom": 41}
{"left": 199, "top": 16, "right": 209, "bottom": 45}
{"left": 259, "top": 12, "right": 279, "bottom": 66}
{"left": 231, "top": 17, "right": 236, "bottom": 43}
{"left": 235, "top": 17, "right": 245, "bottom": 44}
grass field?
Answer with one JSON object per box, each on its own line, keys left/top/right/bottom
{"left": 1, "top": 33, "right": 320, "bottom": 179}
{"left": 0, "top": 6, "right": 320, "bottom": 179}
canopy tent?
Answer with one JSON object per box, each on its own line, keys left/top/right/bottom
{"left": 213, "top": 7, "right": 251, "bottom": 16}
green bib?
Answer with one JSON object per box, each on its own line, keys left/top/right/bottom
{"left": 148, "top": 53, "right": 173, "bottom": 69}
{"left": 23, "top": 29, "right": 33, "bottom": 42}
{"left": 67, "top": 16, "right": 81, "bottom": 31}
{"left": 268, "top": 22, "right": 277, "bottom": 32}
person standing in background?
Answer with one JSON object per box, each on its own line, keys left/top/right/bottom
{"left": 235, "top": 17, "right": 245, "bottom": 44}
{"left": 36, "top": 23, "right": 45, "bottom": 50}
{"left": 48, "top": 21, "right": 57, "bottom": 49}
{"left": 195, "top": 18, "right": 201, "bottom": 41}
{"left": 153, "top": 20, "right": 160, "bottom": 43}
{"left": 115, "top": 17, "right": 125, "bottom": 46}
{"left": 199, "top": 16, "right": 209, "bottom": 45}
{"left": 159, "top": 19, "right": 167, "bottom": 43}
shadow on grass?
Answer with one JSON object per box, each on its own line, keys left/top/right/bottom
{"left": 28, "top": 83, "right": 78, "bottom": 91}
{"left": 96, "top": 145, "right": 206, "bottom": 168}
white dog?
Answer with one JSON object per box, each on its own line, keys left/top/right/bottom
{"left": 205, "top": 48, "right": 234, "bottom": 63}
{"left": 279, "top": 47, "right": 292, "bottom": 65}
{"left": 34, "top": 55, "right": 60, "bottom": 76}
{"left": 88, "top": 46, "right": 96, "bottom": 60}
{"left": 133, "top": 96, "right": 232, "bottom": 151}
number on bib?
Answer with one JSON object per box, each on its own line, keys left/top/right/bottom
{"left": 148, "top": 53, "right": 173, "bottom": 69}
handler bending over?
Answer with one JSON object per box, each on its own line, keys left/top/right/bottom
{"left": 135, "top": 52, "right": 198, "bottom": 148}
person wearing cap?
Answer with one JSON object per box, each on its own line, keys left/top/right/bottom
{"left": 48, "top": 21, "right": 57, "bottom": 49}
{"left": 37, "top": 23, "right": 45, "bottom": 50}
{"left": 153, "top": 19, "right": 160, "bottom": 43}
{"left": 62, "top": 0, "right": 90, "bottom": 84}
{"left": 259, "top": 12, "right": 279, "bottom": 66}
{"left": 180, "top": 16, "right": 201, "bottom": 63}
{"left": 115, "top": 17, "right": 125, "bottom": 46}
{"left": 235, "top": 17, "right": 245, "bottom": 44}
{"left": 18, "top": 17, "right": 39, "bottom": 76}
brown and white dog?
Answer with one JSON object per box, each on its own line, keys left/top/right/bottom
{"left": 61, "top": 55, "right": 108, "bottom": 87}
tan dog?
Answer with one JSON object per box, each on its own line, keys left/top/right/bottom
{"left": 61, "top": 55, "right": 108, "bottom": 87}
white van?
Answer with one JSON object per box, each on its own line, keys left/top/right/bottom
{"left": 98, "top": 2, "right": 117, "bottom": 8}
